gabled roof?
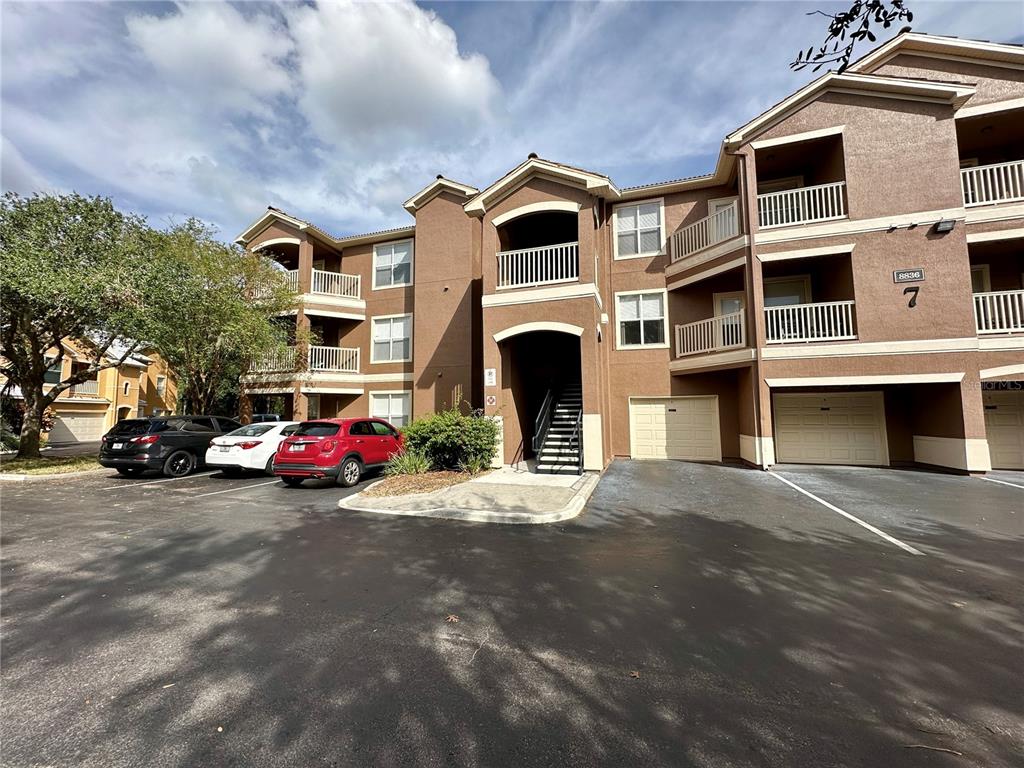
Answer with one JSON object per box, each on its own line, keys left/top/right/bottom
{"left": 725, "top": 71, "right": 975, "bottom": 148}
{"left": 847, "top": 32, "right": 1024, "bottom": 74}
{"left": 463, "top": 156, "right": 621, "bottom": 215}
{"left": 235, "top": 207, "right": 414, "bottom": 249}
{"left": 403, "top": 176, "right": 479, "bottom": 214}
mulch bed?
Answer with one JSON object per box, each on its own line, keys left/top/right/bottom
{"left": 362, "top": 470, "right": 488, "bottom": 497}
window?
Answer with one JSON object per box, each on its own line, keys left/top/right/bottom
{"left": 156, "top": 376, "right": 167, "bottom": 397}
{"left": 614, "top": 200, "right": 664, "bottom": 259}
{"left": 43, "top": 360, "right": 62, "bottom": 385}
{"left": 373, "top": 240, "right": 413, "bottom": 289}
{"left": 371, "top": 315, "right": 412, "bottom": 363}
{"left": 763, "top": 276, "right": 810, "bottom": 307}
{"left": 616, "top": 291, "right": 667, "bottom": 348}
{"left": 348, "top": 421, "right": 373, "bottom": 436}
{"left": 184, "top": 417, "right": 216, "bottom": 432}
{"left": 123, "top": 381, "right": 131, "bottom": 396}
{"left": 371, "top": 392, "right": 411, "bottom": 427}
{"left": 371, "top": 421, "right": 399, "bottom": 437}
{"left": 970, "top": 265, "right": 991, "bottom": 293}
{"left": 307, "top": 394, "right": 320, "bottom": 420}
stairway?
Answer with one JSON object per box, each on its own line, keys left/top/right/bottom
{"left": 535, "top": 383, "right": 583, "bottom": 475}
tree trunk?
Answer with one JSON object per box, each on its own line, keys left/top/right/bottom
{"left": 17, "top": 392, "right": 44, "bottom": 459}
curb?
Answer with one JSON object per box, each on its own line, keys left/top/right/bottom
{"left": 0, "top": 467, "right": 108, "bottom": 483}
{"left": 338, "top": 473, "right": 599, "bottom": 525}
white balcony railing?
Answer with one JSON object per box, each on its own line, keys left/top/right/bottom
{"left": 974, "top": 290, "right": 1024, "bottom": 334}
{"left": 757, "top": 181, "right": 847, "bottom": 229}
{"left": 961, "top": 160, "right": 1024, "bottom": 207}
{"left": 311, "top": 268, "right": 360, "bottom": 299}
{"left": 497, "top": 241, "right": 579, "bottom": 290}
{"left": 675, "top": 311, "right": 746, "bottom": 357}
{"left": 72, "top": 379, "right": 99, "bottom": 395}
{"left": 670, "top": 202, "right": 740, "bottom": 263}
{"left": 248, "top": 346, "right": 360, "bottom": 375}
{"left": 765, "top": 300, "right": 856, "bottom": 343}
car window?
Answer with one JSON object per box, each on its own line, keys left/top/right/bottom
{"left": 281, "top": 425, "right": 300, "bottom": 436}
{"left": 294, "top": 422, "right": 340, "bottom": 437}
{"left": 184, "top": 418, "right": 216, "bottom": 432}
{"left": 108, "top": 419, "right": 152, "bottom": 437}
{"left": 371, "top": 421, "right": 396, "bottom": 437}
{"left": 348, "top": 421, "right": 373, "bottom": 436}
{"left": 217, "top": 418, "right": 243, "bottom": 432}
{"left": 226, "top": 424, "right": 274, "bottom": 438}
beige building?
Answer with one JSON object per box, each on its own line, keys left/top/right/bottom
{"left": 237, "top": 33, "right": 1023, "bottom": 474}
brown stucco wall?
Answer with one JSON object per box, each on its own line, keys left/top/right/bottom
{"left": 873, "top": 53, "right": 1024, "bottom": 107}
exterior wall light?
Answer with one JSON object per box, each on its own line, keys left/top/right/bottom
{"left": 934, "top": 219, "right": 956, "bottom": 233}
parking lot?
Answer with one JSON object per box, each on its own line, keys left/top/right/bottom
{"left": 1, "top": 461, "right": 1021, "bottom": 767}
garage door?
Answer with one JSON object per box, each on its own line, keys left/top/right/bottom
{"left": 629, "top": 397, "right": 721, "bottom": 461}
{"left": 984, "top": 390, "right": 1024, "bottom": 469}
{"left": 49, "top": 412, "right": 105, "bottom": 443}
{"left": 774, "top": 392, "right": 888, "bottom": 466}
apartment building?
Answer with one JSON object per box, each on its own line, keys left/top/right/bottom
{"left": 236, "top": 33, "right": 1023, "bottom": 474}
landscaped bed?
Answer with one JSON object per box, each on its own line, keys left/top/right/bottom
{"left": 0, "top": 455, "right": 103, "bottom": 475}
{"left": 363, "top": 469, "right": 488, "bottom": 498}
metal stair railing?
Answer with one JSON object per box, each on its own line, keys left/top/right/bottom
{"left": 532, "top": 389, "right": 554, "bottom": 454}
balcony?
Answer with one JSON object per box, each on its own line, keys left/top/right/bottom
{"left": 675, "top": 311, "right": 746, "bottom": 357}
{"left": 71, "top": 379, "right": 99, "bottom": 395}
{"left": 497, "top": 241, "right": 579, "bottom": 290}
{"left": 961, "top": 160, "right": 1024, "bottom": 207}
{"left": 764, "top": 300, "right": 857, "bottom": 343}
{"left": 974, "top": 290, "right": 1024, "bottom": 334}
{"left": 274, "top": 268, "right": 361, "bottom": 299}
{"left": 670, "top": 201, "right": 740, "bottom": 263}
{"left": 757, "top": 181, "right": 847, "bottom": 229}
{"left": 249, "top": 345, "right": 360, "bottom": 375}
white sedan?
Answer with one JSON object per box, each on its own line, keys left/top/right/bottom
{"left": 205, "top": 421, "right": 301, "bottom": 476}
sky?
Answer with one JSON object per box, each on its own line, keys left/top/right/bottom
{"left": 2, "top": 1, "right": 1023, "bottom": 241}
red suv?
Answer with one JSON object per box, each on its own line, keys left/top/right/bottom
{"left": 273, "top": 418, "right": 403, "bottom": 487}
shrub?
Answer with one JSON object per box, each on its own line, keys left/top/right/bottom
{"left": 384, "top": 448, "right": 431, "bottom": 476}
{"left": 401, "top": 409, "right": 499, "bottom": 471}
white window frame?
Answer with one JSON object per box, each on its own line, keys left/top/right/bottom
{"left": 156, "top": 375, "right": 167, "bottom": 398}
{"left": 614, "top": 289, "right": 669, "bottom": 350}
{"left": 372, "top": 239, "right": 414, "bottom": 290}
{"left": 370, "top": 390, "right": 412, "bottom": 428}
{"left": 712, "top": 290, "right": 746, "bottom": 316}
{"left": 612, "top": 198, "right": 665, "bottom": 261}
{"left": 707, "top": 195, "right": 739, "bottom": 215}
{"left": 763, "top": 275, "right": 812, "bottom": 306}
{"left": 370, "top": 313, "right": 413, "bottom": 364}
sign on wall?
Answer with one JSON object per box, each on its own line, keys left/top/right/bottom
{"left": 485, "top": 395, "right": 497, "bottom": 406}
{"left": 893, "top": 268, "right": 924, "bottom": 283}
{"left": 484, "top": 368, "right": 497, "bottom": 387}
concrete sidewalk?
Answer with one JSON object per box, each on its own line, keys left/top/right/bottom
{"left": 338, "top": 466, "right": 599, "bottom": 524}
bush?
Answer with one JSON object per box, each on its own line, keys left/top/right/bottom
{"left": 384, "top": 448, "right": 431, "bottom": 476}
{"left": 401, "top": 409, "right": 499, "bottom": 471}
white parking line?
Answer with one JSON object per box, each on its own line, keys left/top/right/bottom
{"left": 193, "top": 479, "right": 280, "bottom": 498}
{"left": 100, "top": 471, "right": 216, "bottom": 491}
{"left": 980, "top": 476, "right": 1024, "bottom": 491}
{"left": 769, "top": 471, "right": 924, "bottom": 556}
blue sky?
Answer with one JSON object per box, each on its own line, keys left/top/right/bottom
{"left": 2, "top": 1, "right": 1022, "bottom": 240}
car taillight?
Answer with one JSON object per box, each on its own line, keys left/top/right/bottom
{"left": 236, "top": 441, "right": 262, "bottom": 450}
{"left": 320, "top": 440, "right": 337, "bottom": 453}
{"left": 130, "top": 435, "right": 159, "bottom": 445}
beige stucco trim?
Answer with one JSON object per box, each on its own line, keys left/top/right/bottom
{"left": 493, "top": 321, "right": 585, "bottom": 343}
{"left": 757, "top": 242, "right": 856, "bottom": 263}
{"left": 966, "top": 227, "right": 1024, "bottom": 244}
{"left": 491, "top": 201, "right": 581, "bottom": 228}
{"left": 766, "top": 372, "right": 965, "bottom": 387}
{"left": 739, "top": 434, "right": 776, "bottom": 468}
{"left": 761, "top": 337, "right": 979, "bottom": 360}
{"left": 667, "top": 256, "right": 746, "bottom": 290}
{"left": 300, "top": 386, "right": 364, "bottom": 395}
{"left": 848, "top": 33, "right": 1024, "bottom": 75}
{"left": 240, "top": 387, "right": 295, "bottom": 395}
{"left": 669, "top": 347, "right": 756, "bottom": 373}
{"left": 754, "top": 207, "right": 965, "bottom": 244}
{"left": 403, "top": 177, "right": 478, "bottom": 213}
{"left": 252, "top": 237, "right": 301, "bottom": 250}
{"left": 978, "top": 336, "right": 1024, "bottom": 351}
{"left": 980, "top": 364, "right": 1024, "bottom": 380}
{"left": 464, "top": 158, "right": 620, "bottom": 214}
{"left": 301, "top": 307, "right": 365, "bottom": 321}
{"left": 957, "top": 96, "right": 1024, "bottom": 119}
{"left": 913, "top": 436, "right": 992, "bottom": 472}
{"left": 664, "top": 235, "right": 749, "bottom": 279}
{"left": 965, "top": 202, "right": 1024, "bottom": 225}
{"left": 750, "top": 125, "right": 845, "bottom": 150}
{"left": 482, "top": 282, "right": 600, "bottom": 308}
{"left": 582, "top": 414, "right": 603, "bottom": 471}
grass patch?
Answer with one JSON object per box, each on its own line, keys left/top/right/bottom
{"left": 362, "top": 469, "right": 488, "bottom": 497}
{"left": 0, "top": 455, "right": 103, "bottom": 476}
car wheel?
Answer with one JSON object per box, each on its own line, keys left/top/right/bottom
{"left": 264, "top": 456, "right": 275, "bottom": 477}
{"left": 116, "top": 467, "right": 145, "bottom": 477}
{"left": 162, "top": 450, "right": 195, "bottom": 478}
{"left": 337, "top": 456, "right": 362, "bottom": 488}
{"left": 281, "top": 476, "right": 304, "bottom": 487}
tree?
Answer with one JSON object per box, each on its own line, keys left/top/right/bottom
{"left": 0, "top": 193, "right": 158, "bottom": 457}
{"left": 792, "top": 0, "right": 913, "bottom": 74}
{"left": 144, "top": 220, "right": 297, "bottom": 415}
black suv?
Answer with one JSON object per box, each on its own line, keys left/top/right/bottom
{"left": 99, "top": 416, "right": 243, "bottom": 478}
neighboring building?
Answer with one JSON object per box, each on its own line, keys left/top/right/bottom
{"left": 237, "top": 33, "right": 1023, "bottom": 473}
{"left": 2, "top": 339, "right": 178, "bottom": 442}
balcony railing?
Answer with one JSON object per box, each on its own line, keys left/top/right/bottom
{"left": 974, "top": 290, "right": 1024, "bottom": 334}
{"left": 71, "top": 379, "right": 99, "bottom": 395}
{"left": 248, "top": 345, "right": 360, "bottom": 375}
{"left": 961, "top": 160, "right": 1024, "bottom": 207}
{"left": 497, "top": 241, "right": 578, "bottom": 290}
{"left": 670, "top": 201, "right": 740, "bottom": 263}
{"left": 757, "top": 181, "right": 847, "bottom": 229}
{"left": 675, "top": 311, "right": 746, "bottom": 357}
{"left": 311, "top": 268, "right": 360, "bottom": 299}
{"left": 765, "top": 300, "right": 856, "bottom": 343}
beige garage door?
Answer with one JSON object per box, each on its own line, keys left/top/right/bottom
{"left": 984, "top": 390, "right": 1024, "bottom": 469}
{"left": 774, "top": 392, "right": 888, "bottom": 466}
{"left": 629, "top": 397, "right": 721, "bottom": 461}
{"left": 49, "top": 412, "right": 106, "bottom": 442}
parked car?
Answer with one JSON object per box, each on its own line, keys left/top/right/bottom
{"left": 250, "top": 413, "right": 283, "bottom": 423}
{"left": 99, "top": 415, "right": 243, "bottom": 478}
{"left": 205, "top": 421, "right": 300, "bottom": 476}
{"left": 273, "top": 418, "right": 402, "bottom": 487}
